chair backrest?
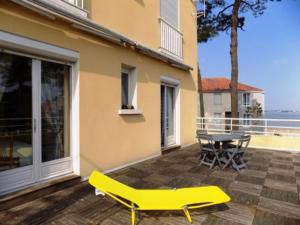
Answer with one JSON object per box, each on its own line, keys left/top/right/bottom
{"left": 89, "top": 170, "right": 136, "bottom": 203}
{"left": 237, "top": 136, "right": 251, "bottom": 153}
{"left": 196, "top": 131, "right": 214, "bottom": 150}
{"left": 196, "top": 129, "right": 208, "bottom": 137}
{"left": 231, "top": 130, "right": 246, "bottom": 135}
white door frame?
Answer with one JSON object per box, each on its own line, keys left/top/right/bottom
{"left": 160, "top": 75, "right": 180, "bottom": 148}
{"left": 0, "top": 31, "right": 80, "bottom": 195}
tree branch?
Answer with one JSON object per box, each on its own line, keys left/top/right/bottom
{"left": 240, "top": 0, "right": 258, "bottom": 12}
{"left": 217, "top": 3, "right": 234, "bottom": 18}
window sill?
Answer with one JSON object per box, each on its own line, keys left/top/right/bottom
{"left": 118, "top": 109, "right": 143, "bottom": 115}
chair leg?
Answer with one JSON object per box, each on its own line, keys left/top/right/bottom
{"left": 131, "top": 208, "right": 135, "bottom": 225}
{"left": 199, "top": 153, "right": 206, "bottom": 165}
{"left": 222, "top": 152, "right": 234, "bottom": 169}
{"left": 240, "top": 157, "right": 247, "bottom": 169}
{"left": 183, "top": 208, "right": 193, "bottom": 223}
{"left": 131, "top": 202, "right": 136, "bottom": 225}
{"left": 209, "top": 156, "right": 216, "bottom": 169}
{"left": 232, "top": 159, "right": 241, "bottom": 172}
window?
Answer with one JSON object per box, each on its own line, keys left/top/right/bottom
{"left": 214, "top": 93, "right": 222, "bottom": 105}
{"left": 121, "top": 66, "right": 137, "bottom": 110}
{"left": 243, "top": 114, "right": 251, "bottom": 125}
{"left": 213, "top": 113, "right": 222, "bottom": 126}
{"left": 243, "top": 93, "right": 250, "bottom": 106}
{"left": 160, "top": 0, "right": 182, "bottom": 59}
{"left": 160, "top": 0, "right": 179, "bottom": 29}
{"left": 214, "top": 113, "right": 222, "bottom": 118}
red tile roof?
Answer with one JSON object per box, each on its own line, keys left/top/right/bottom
{"left": 200, "top": 77, "right": 263, "bottom": 92}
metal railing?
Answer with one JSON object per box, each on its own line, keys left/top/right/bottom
{"left": 197, "top": 117, "right": 300, "bottom": 137}
{"left": 160, "top": 18, "right": 183, "bottom": 59}
{"left": 63, "top": 0, "right": 84, "bottom": 9}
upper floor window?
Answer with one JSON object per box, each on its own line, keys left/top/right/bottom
{"left": 160, "top": 0, "right": 182, "bottom": 59}
{"left": 214, "top": 93, "right": 222, "bottom": 105}
{"left": 243, "top": 93, "right": 250, "bottom": 106}
{"left": 160, "top": 0, "right": 179, "bottom": 29}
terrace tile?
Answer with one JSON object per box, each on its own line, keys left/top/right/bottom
{"left": 236, "top": 174, "right": 265, "bottom": 186}
{"left": 1, "top": 145, "right": 300, "bottom": 225}
{"left": 261, "top": 186, "right": 299, "bottom": 204}
{"left": 264, "top": 178, "right": 298, "bottom": 193}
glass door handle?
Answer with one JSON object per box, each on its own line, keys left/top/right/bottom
{"left": 34, "top": 118, "right": 37, "bottom": 133}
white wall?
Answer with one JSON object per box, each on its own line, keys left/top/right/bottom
{"left": 197, "top": 91, "right": 265, "bottom": 118}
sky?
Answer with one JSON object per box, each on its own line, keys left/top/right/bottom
{"left": 197, "top": 0, "right": 300, "bottom": 111}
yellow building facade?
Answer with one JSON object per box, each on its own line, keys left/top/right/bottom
{"left": 0, "top": 0, "right": 198, "bottom": 194}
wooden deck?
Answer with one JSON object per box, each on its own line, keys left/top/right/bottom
{"left": 1, "top": 144, "right": 300, "bottom": 225}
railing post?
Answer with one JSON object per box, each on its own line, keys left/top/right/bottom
{"left": 264, "top": 120, "right": 268, "bottom": 136}
{"left": 230, "top": 118, "right": 233, "bottom": 132}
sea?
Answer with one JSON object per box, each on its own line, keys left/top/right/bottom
{"left": 264, "top": 111, "right": 300, "bottom": 128}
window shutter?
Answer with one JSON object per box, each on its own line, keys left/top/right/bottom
{"left": 161, "top": 0, "right": 179, "bottom": 29}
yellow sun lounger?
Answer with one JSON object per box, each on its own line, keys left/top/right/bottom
{"left": 89, "top": 170, "right": 230, "bottom": 225}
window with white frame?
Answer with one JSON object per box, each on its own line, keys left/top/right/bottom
{"left": 214, "top": 113, "right": 222, "bottom": 118}
{"left": 213, "top": 113, "right": 222, "bottom": 127}
{"left": 214, "top": 93, "right": 222, "bottom": 105}
{"left": 243, "top": 114, "right": 251, "bottom": 125}
{"left": 121, "top": 66, "right": 137, "bottom": 110}
{"left": 160, "top": 0, "right": 179, "bottom": 29}
{"left": 243, "top": 93, "right": 250, "bottom": 106}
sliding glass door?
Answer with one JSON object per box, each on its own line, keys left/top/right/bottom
{"left": 0, "top": 52, "right": 72, "bottom": 195}
{"left": 161, "top": 84, "right": 176, "bottom": 148}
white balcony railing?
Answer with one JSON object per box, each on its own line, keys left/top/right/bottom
{"left": 196, "top": 117, "right": 300, "bottom": 137}
{"left": 45, "top": 0, "right": 87, "bottom": 17}
{"left": 160, "top": 18, "right": 183, "bottom": 60}
{"left": 63, "top": 0, "right": 84, "bottom": 9}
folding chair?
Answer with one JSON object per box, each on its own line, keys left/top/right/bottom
{"left": 220, "top": 136, "right": 251, "bottom": 171}
{"left": 198, "top": 135, "right": 221, "bottom": 169}
{"left": 196, "top": 130, "right": 209, "bottom": 150}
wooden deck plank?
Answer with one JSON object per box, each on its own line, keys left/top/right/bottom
{"left": 1, "top": 146, "right": 300, "bottom": 225}
{"left": 258, "top": 197, "right": 300, "bottom": 219}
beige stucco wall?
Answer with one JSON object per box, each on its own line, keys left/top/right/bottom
{"left": 87, "top": 0, "right": 197, "bottom": 66}
{"left": 0, "top": 1, "right": 197, "bottom": 177}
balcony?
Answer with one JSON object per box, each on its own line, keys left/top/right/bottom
{"left": 45, "top": 0, "right": 87, "bottom": 17}
{"left": 160, "top": 18, "right": 183, "bottom": 60}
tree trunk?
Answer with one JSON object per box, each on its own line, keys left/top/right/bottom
{"left": 230, "top": 0, "right": 241, "bottom": 130}
{"left": 198, "top": 64, "right": 205, "bottom": 128}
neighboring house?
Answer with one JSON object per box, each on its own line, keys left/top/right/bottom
{"left": 198, "top": 77, "right": 264, "bottom": 126}
{"left": 0, "top": 0, "right": 198, "bottom": 195}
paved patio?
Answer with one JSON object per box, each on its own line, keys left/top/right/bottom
{"left": 1, "top": 144, "right": 300, "bottom": 225}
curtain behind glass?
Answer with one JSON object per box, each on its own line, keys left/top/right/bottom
{"left": 41, "top": 61, "right": 70, "bottom": 162}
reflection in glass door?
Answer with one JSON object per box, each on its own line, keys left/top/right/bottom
{"left": 0, "top": 53, "right": 33, "bottom": 171}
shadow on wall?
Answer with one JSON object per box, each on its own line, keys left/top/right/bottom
{"left": 135, "top": 0, "right": 145, "bottom": 7}
{"left": 120, "top": 114, "right": 146, "bottom": 123}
